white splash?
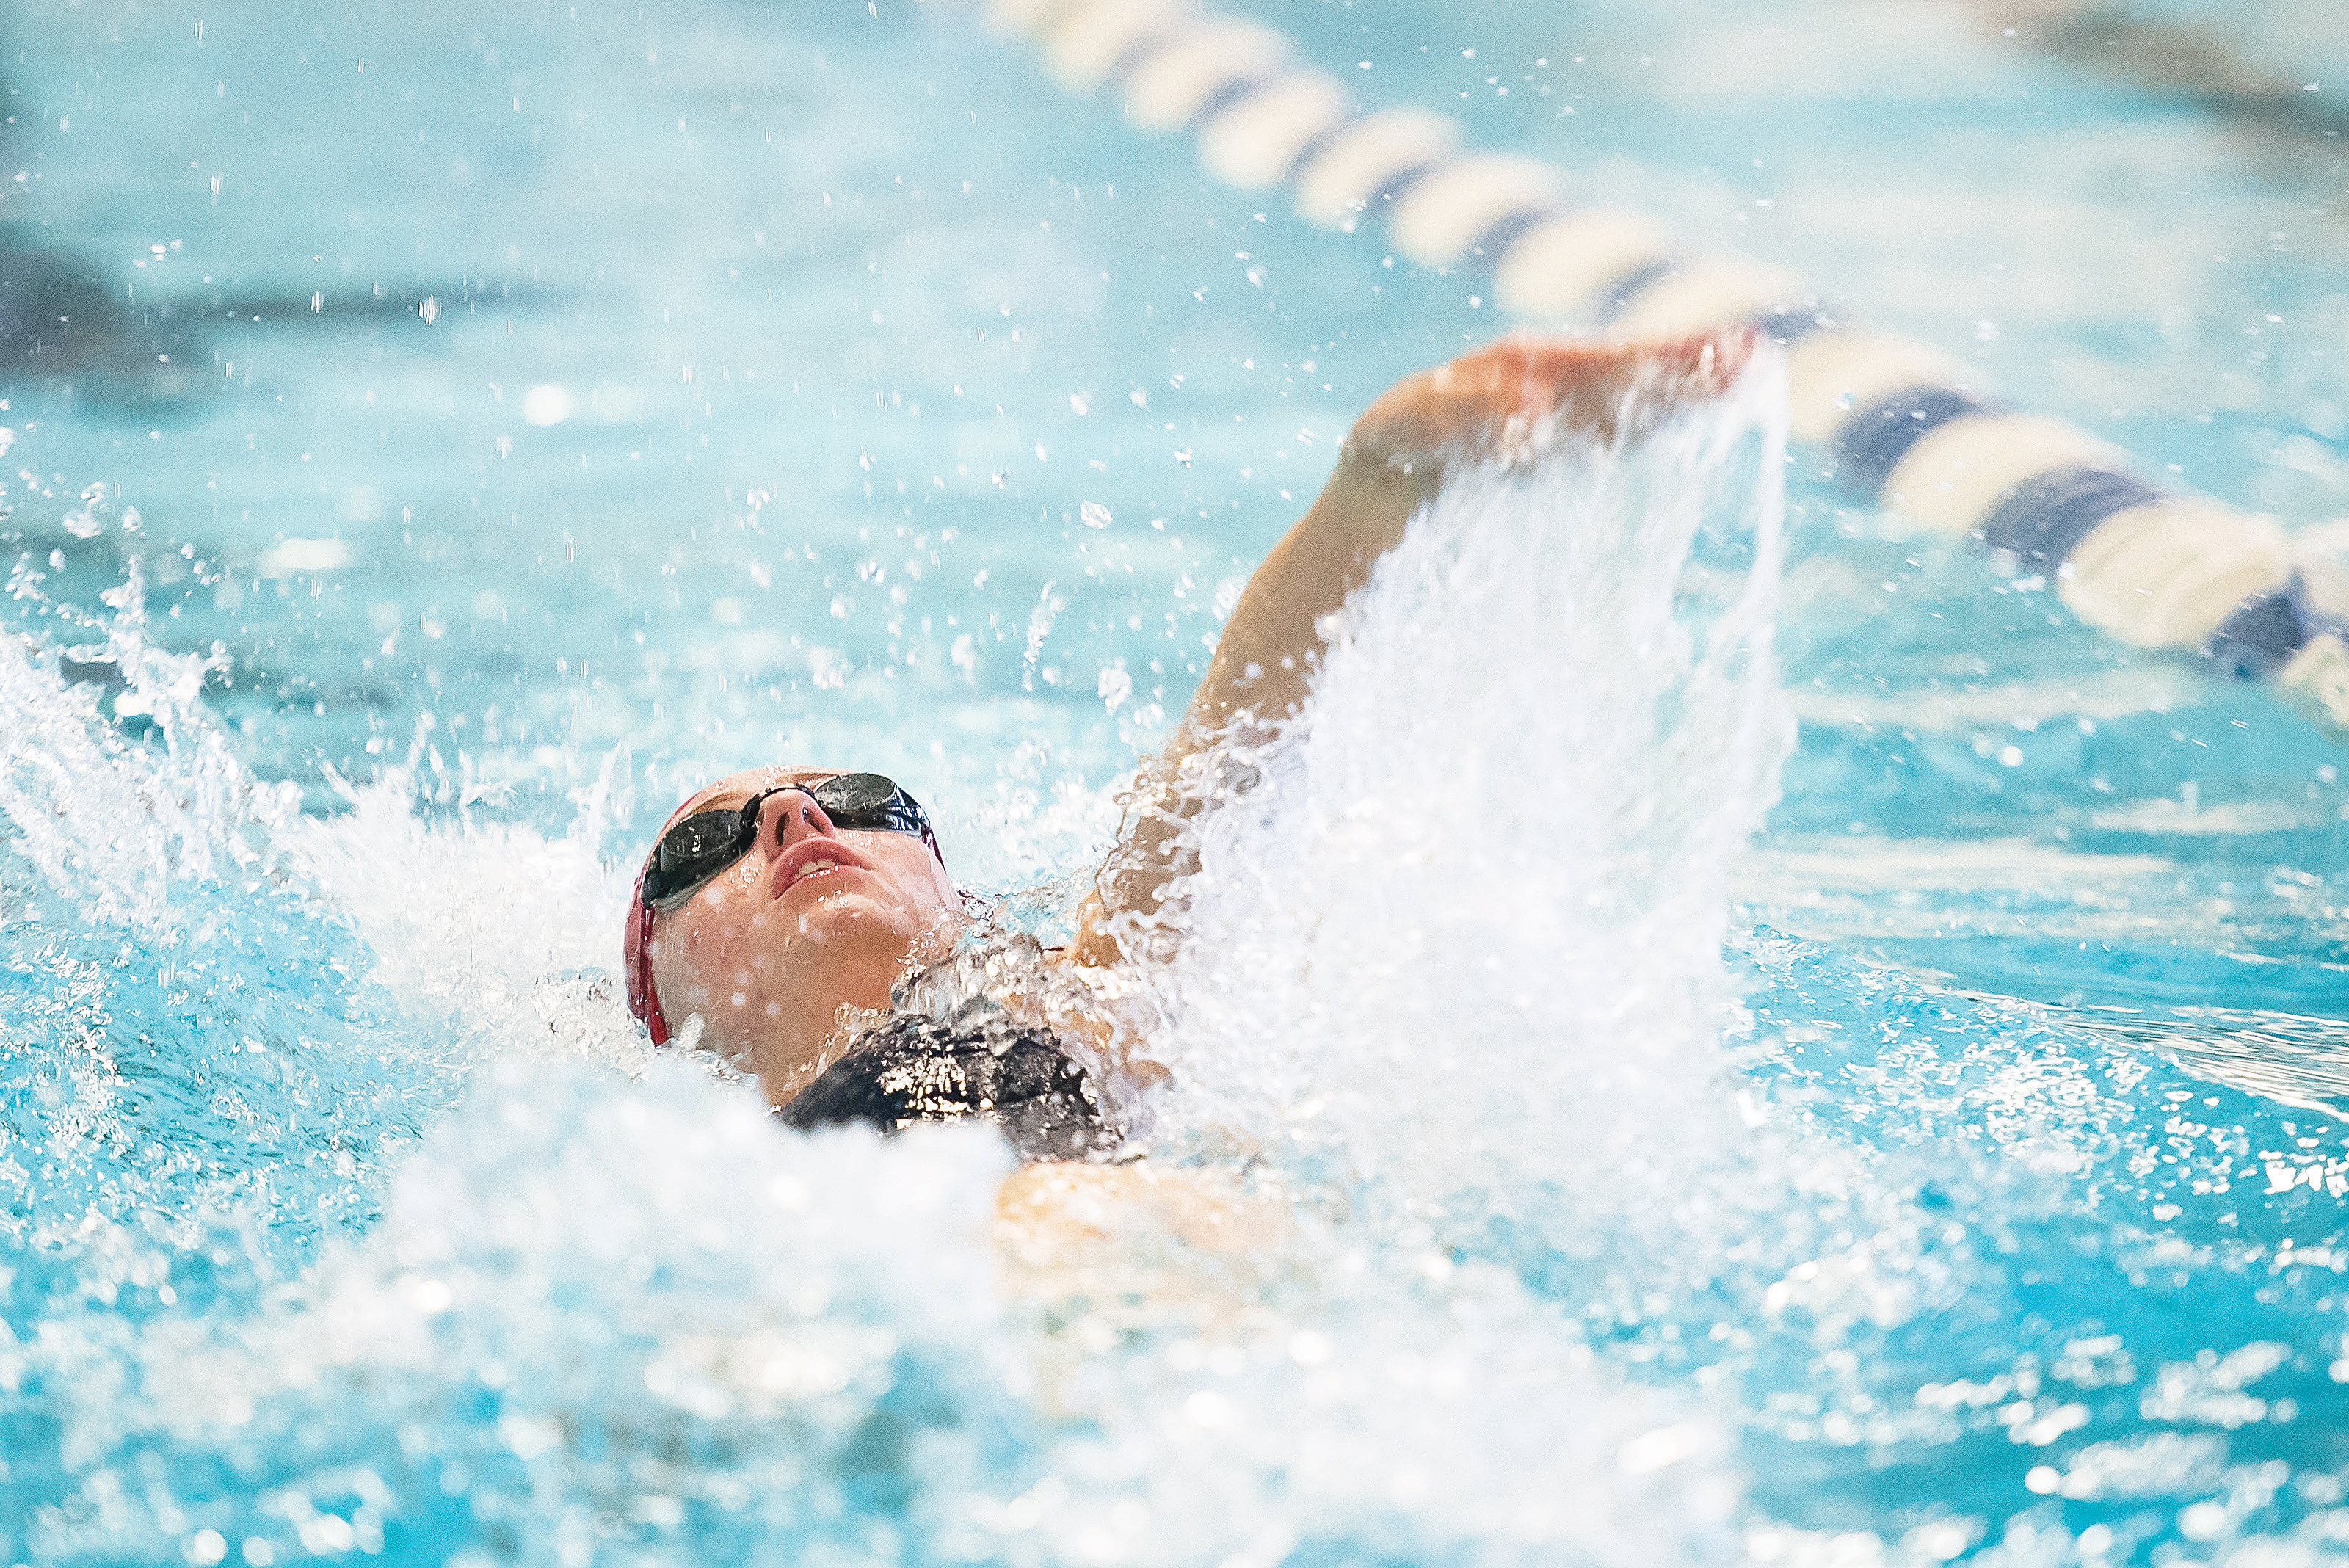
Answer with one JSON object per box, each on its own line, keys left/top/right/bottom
{"left": 273, "top": 756, "right": 647, "bottom": 1071}
{"left": 1139, "top": 349, "right": 1817, "bottom": 1310}
{"left": 0, "top": 562, "right": 291, "bottom": 932}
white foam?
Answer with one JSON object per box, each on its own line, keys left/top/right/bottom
{"left": 273, "top": 756, "right": 647, "bottom": 1072}
{"left": 0, "top": 565, "right": 292, "bottom": 932}
{"left": 104, "top": 1062, "right": 1023, "bottom": 1550}
{"left": 1028, "top": 1258, "right": 1740, "bottom": 1567}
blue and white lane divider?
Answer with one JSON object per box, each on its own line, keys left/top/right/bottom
{"left": 932, "top": 0, "right": 2349, "bottom": 735}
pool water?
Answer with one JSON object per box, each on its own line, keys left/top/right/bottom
{"left": 3, "top": 0, "right": 2348, "bottom": 1564}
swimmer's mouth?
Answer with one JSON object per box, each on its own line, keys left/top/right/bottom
{"left": 772, "top": 836, "right": 874, "bottom": 898}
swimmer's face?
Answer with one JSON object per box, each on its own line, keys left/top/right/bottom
{"left": 642, "top": 765, "right": 962, "bottom": 1105}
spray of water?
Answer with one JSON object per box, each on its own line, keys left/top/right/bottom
{"left": 1, "top": 367, "right": 1798, "bottom": 1566}
{"left": 1135, "top": 351, "right": 1824, "bottom": 1299}
{"left": 9, "top": 357, "right": 2343, "bottom": 1566}
{"left": 0, "top": 557, "right": 286, "bottom": 931}
{"left": 272, "top": 754, "right": 647, "bottom": 1074}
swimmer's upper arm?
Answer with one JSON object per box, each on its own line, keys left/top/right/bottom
{"left": 1067, "top": 333, "right": 1754, "bottom": 965}
{"left": 1181, "top": 454, "right": 1439, "bottom": 739}
{"left": 1065, "top": 410, "right": 1440, "bottom": 963}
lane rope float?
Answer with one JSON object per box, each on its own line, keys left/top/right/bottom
{"left": 926, "top": 0, "right": 2349, "bottom": 736}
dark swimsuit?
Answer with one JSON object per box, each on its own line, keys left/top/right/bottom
{"left": 779, "top": 1006, "right": 1118, "bottom": 1163}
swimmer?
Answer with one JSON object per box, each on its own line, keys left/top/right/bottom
{"left": 623, "top": 330, "right": 1758, "bottom": 1172}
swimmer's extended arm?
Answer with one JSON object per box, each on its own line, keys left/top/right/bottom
{"left": 1071, "top": 331, "right": 1756, "bottom": 963}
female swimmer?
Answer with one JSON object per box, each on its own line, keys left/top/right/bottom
{"left": 622, "top": 329, "right": 1757, "bottom": 1158}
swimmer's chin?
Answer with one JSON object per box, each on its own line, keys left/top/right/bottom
{"left": 772, "top": 888, "right": 946, "bottom": 954}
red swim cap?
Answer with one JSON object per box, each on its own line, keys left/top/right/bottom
{"left": 621, "top": 865, "right": 672, "bottom": 1046}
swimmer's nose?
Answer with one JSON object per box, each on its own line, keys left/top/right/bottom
{"left": 758, "top": 786, "right": 838, "bottom": 857}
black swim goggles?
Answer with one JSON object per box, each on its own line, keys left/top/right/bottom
{"left": 638, "top": 772, "right": 940, "bottom": 912}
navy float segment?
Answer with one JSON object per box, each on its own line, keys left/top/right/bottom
{"left": 940, "top": 0, "right": 2349, "bottom": 733}
{"left": 1122, "top": 21, "right": 1293, "bottom": 131}
{"left": 1293, "top": 110, "right": 1462, "bottom": 230}
{"left": 1365, "top": 159, "right": 1443, "bottom": 221}
{"left": 1465, "top": 207, "right": 1561, "bottom": 273}
{"left": 2205, "top": 579, "right": 2318, "bottom": 682}
{"left": 1492, "top": 209, "right": 1679, "bottom": 323}
{"left": 1186, "top": 69, "right": 1282, "bottom": 134}
{"left": 1609, "top": 257, "right": 1806, "bottom": 339}
{"left": 1879, "top": 412, "right": 2122, "bottom": 534}
{"left": 1781, "top": 333, "right": 1978, "bottom": 449}
{"left": 1755, "top": 308, "right": 1838, "bottom": 346}
{"left": 1589, "top": 258, "right": 1681, "bottom": 328}
{"left": 1042, "top": 0, "right": 1180, "bottom": 90}
{"left": 1835, "top": 385, "right": 1994, "bottom": 500}
{"left": 1197, "top": 72, "right": 1351, "bottom": 189}
{"left": 1977, "top": 466, "right": 2163, "bottom": 568}
{"left": 1387, "top": 155, "right": 1569, "bottom": 270}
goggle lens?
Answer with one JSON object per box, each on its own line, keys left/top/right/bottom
{"left": 639, "top": 773, "right": 935, "bottom": 911}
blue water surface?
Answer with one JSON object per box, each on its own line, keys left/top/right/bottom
{"left": 4, "top": 0, "right": 2348, "bottom": 1564}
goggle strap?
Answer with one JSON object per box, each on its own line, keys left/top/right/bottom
{"left": 625, "top": 876, "right": 671, "bottom": 1045}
